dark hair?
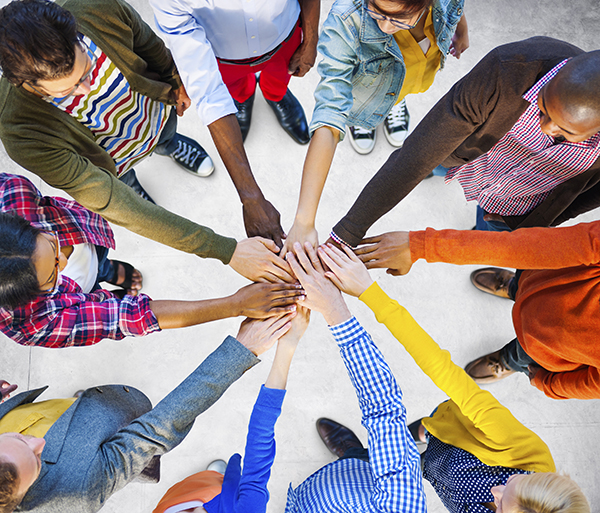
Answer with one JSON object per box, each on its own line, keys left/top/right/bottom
{"left": 369, "top": 0, "right": 435, "bottom": 17}
{"left": 0, "top": 460, "right": 21, "bottom": 513}
{"left": 0, "top": 213, "right": 43, "bottom": 310}
{"left": 0, "top": 0, "right": 80, "bottom": 86}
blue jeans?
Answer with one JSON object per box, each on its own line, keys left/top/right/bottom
{"left": 499, "top": 270, "right": 542, "bottom": 374}
{"left": 92, "top": 245, "right": 114, "bottom": 291}
{"left": 475, "top": 205, "right": 512, "bottom": 232}
{"left": 154, "top": 107, "right": 179, "bottom": 156}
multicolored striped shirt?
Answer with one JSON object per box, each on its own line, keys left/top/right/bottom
{"left": 445, "top": 59, "right": 600, "bottom": 216}
{"left": 285, "top": 317, "right": 427, "bottom": 513}
{"left": 51, "top": 36, "right": 169, "bottom": 176}
{"left": 0, "top": 173, "right": 160, "bottom": 348}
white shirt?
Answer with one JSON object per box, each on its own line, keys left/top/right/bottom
{"left": 60, "top": 243, "right": 99, "bottom": 294}
{"left": 150, "top": 0, "right": 300, "bottom": 125}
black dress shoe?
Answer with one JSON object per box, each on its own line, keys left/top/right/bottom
{"left": 234, "top": 93, "right": 255, "bottom": 142}
{"left": 119, "top": 169, "right": 156, "bottom": 205}
{"left": 264, "top": 88, "right": 309, "bottom": 144}
{"left": 316, "top": 418, "right": 363, "bottom": 458}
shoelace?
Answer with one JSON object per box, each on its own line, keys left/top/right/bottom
{"left": 386, "top": 100, "right": 408, "bottom": 129}
{"left": 351, "top": 126, "right": 374, "bottom": 136}
{"left": 171, "top": 140, "right": 201, "bottom": 167}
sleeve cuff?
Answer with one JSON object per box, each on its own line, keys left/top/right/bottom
{"left": 328, "top": 316, "right": 366, "bottom": 346}
{"left": 408, "top": 230, "right": 426, "bottom": 262}
{"left": 358, "top": 281, "right": 388, "bottom": 310}
{"left": 257, "top": 384, "right": 286, "bottom": 409}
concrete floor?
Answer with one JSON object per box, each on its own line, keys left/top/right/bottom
{"left": 0, "top": 0, "right": 599, "bottom": 511}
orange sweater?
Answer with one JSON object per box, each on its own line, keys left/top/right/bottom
{"left": 152, "top": 471, "right": 223, "bottom": 513}
{"left": 410, "top": 221, "right": 600, "bottom": 400}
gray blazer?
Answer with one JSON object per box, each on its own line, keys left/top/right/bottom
{"left": 7, "top": 337, "right": 259, "bottom": 512}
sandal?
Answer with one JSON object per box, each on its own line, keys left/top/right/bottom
{"left": 104, "top": 260, "right": 143, "bottom": 296}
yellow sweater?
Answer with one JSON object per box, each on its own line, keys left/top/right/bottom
{"left": 359, "top": 282, "right": 555, "bottom": 473}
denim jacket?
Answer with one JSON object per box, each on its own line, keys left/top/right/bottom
{"left": 310, "top": 0, "right": 464, "bottom": 139}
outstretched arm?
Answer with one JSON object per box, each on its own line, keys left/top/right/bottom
{"left": 286, "top": 243, "right": 426, "bottom": 512}
{"left": 149, "top": 282, "right": 304, "bottom": 329}
{"left": 282, "top": 126, "right": 340, "bottom": 255}
{"left": 208, "top": 115, "right": 286, "bottom": 247}
{"left": 355, "top": 222, "right": 600, "bottom": 275}
{"left": 319, "top": 244, "right": 554, "bottom": 463}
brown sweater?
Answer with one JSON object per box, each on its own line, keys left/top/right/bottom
{"left": 0, "top": 0, "right": 237, "bottom": 263}
{"left": 333, "top": 37, "right": 600, "bottom": 247}
{"left": 410, "top": 222, "right": 600, "bottom": 400}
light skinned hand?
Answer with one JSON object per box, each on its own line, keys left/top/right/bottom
{"left": 354, "top": 232, "right": 413, "bottom": 276}
{"left": 286, "top": 242, "right": 351, "bottom": 325}
{"left": 236, "top": 312, "right": 296, "bottom": 356}
{"left": 233, "top": 283, "right": 305, "bottom": 318}
{"left": 278, "top": 305, "right": 310, "bottom": 349}
{"left": 318, "top": 243, "right": 373, "bottom": 297}
{"left": 229, "top": 237, "right": 295, "bottom": 283}
{"left": 449, "top": 15, "right": 469, "bottom": 59}
{"left": 280, "top": 221, "right": 318, "bottom": 257}
{"left": 0, "top": 380, "right": 17, "bottom": 402}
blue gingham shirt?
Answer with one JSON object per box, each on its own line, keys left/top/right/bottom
{"left": 285, "top": 317, "right": 427, "bottom": 513}
{"left": 423, "top": 435, "right": 530, "bottom": 513}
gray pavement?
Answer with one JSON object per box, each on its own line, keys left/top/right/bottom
{"left": 0, "top": 1, "right": 598, "bottom": 511}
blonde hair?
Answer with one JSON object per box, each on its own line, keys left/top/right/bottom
{"left": 515, "top": 473, "right": 590, "bottom": 513}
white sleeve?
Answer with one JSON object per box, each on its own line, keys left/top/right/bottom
{"left": 150, "top": 0, "right": 237, "bottom": 125}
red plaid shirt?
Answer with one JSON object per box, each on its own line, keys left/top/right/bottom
{"left": 0, "top": 174, "right": 160, "bottom": 348}
{"left": 445, "top": 60, "right": 600, "bottom": 216}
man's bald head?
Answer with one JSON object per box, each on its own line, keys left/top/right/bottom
{"left": 549, "top": 51, "right": 600, "bottom": 127}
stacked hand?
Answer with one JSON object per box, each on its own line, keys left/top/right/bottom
{"left": 280, "top": 221, "right": 318, "bottom": 257}
{"left": 229, "top": 237, "right": 294, "bottom": 283}
{"left": 285, "top": 242, "right": 351, "bottom": 326}
{"left": 233, "top": 283, "right": 304, "bottom": 318}
{"left": 317, "top": 243, "right": 373, "bottom": 297}
{"left": 354, "top": 231, "right": 413, "bottom": 276}
{"left": 236, "top": 313, "right": 295, "bottom": 356}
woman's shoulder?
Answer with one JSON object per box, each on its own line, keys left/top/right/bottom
{"left": 328, "top": 0, "right": 362, "bottom": 20}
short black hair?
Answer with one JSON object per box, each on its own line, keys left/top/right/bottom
{"left": 0, "top": 0, "right": 80, "bottom": 86}
{"left": 369, "top": 0, "right": 435, "bottom": 18}
{"left": 0, "top": 213, "right": 43, "bottom": 310}
{"left": 0, "top": 459, "right": 21, "bottom": 513}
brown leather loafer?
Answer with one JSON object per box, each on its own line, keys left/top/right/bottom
{"left": 316, "top": 418, "right": 363, "bottom": 458}
{"left": 470, "top": 267, "right": 515, "bottom": 299}
{"left": 465, "top": 350, "right": 516, "bottom": 383}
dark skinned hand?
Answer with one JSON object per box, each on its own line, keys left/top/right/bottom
{"left": 233, "top": 282, "right": 305, "bottom": 318}
{"left": 242, "top": 197, "right": 286, "bottom": 249}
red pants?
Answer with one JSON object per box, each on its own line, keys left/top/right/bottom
{"left": 217, "top": 22, "right": 302, "bottom": 103}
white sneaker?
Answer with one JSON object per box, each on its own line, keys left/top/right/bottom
{"left": 383, "top": 99, "right": 410, "bottom": 147}
{"left": 206, "top": 459, "right": 227, "bottom": 475}
{"left": 347, "top": 125, "right": 377, "bottom": 155}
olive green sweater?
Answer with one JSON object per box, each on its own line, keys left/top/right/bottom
{"left": 0, "top": 0, "right": 237, "bottom": 263}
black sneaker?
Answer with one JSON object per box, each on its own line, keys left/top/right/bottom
{"left": 119, "top": 169, "right": 156, "bottom": 204}
{"left": 169, "top": 134, "right": 214, "bottom": 177}
{"left": 347, "top": 125, "right": 376, "bottom": 155}
{"left": 383, "top": 98, "right": 410, "bottom": 147}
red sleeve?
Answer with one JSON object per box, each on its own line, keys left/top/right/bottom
{"left": 409, "top": 221, "right": 600, "bottom": 269}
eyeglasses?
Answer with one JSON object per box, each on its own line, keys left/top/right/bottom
{"left": 365, "top": 4, "right": 427, "bottom": 30}
{"left": 28, "top": 41, "right": 97, "bottom": 105}
{"left": 39, "top": 231, "right": 61, "bottom": 294}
